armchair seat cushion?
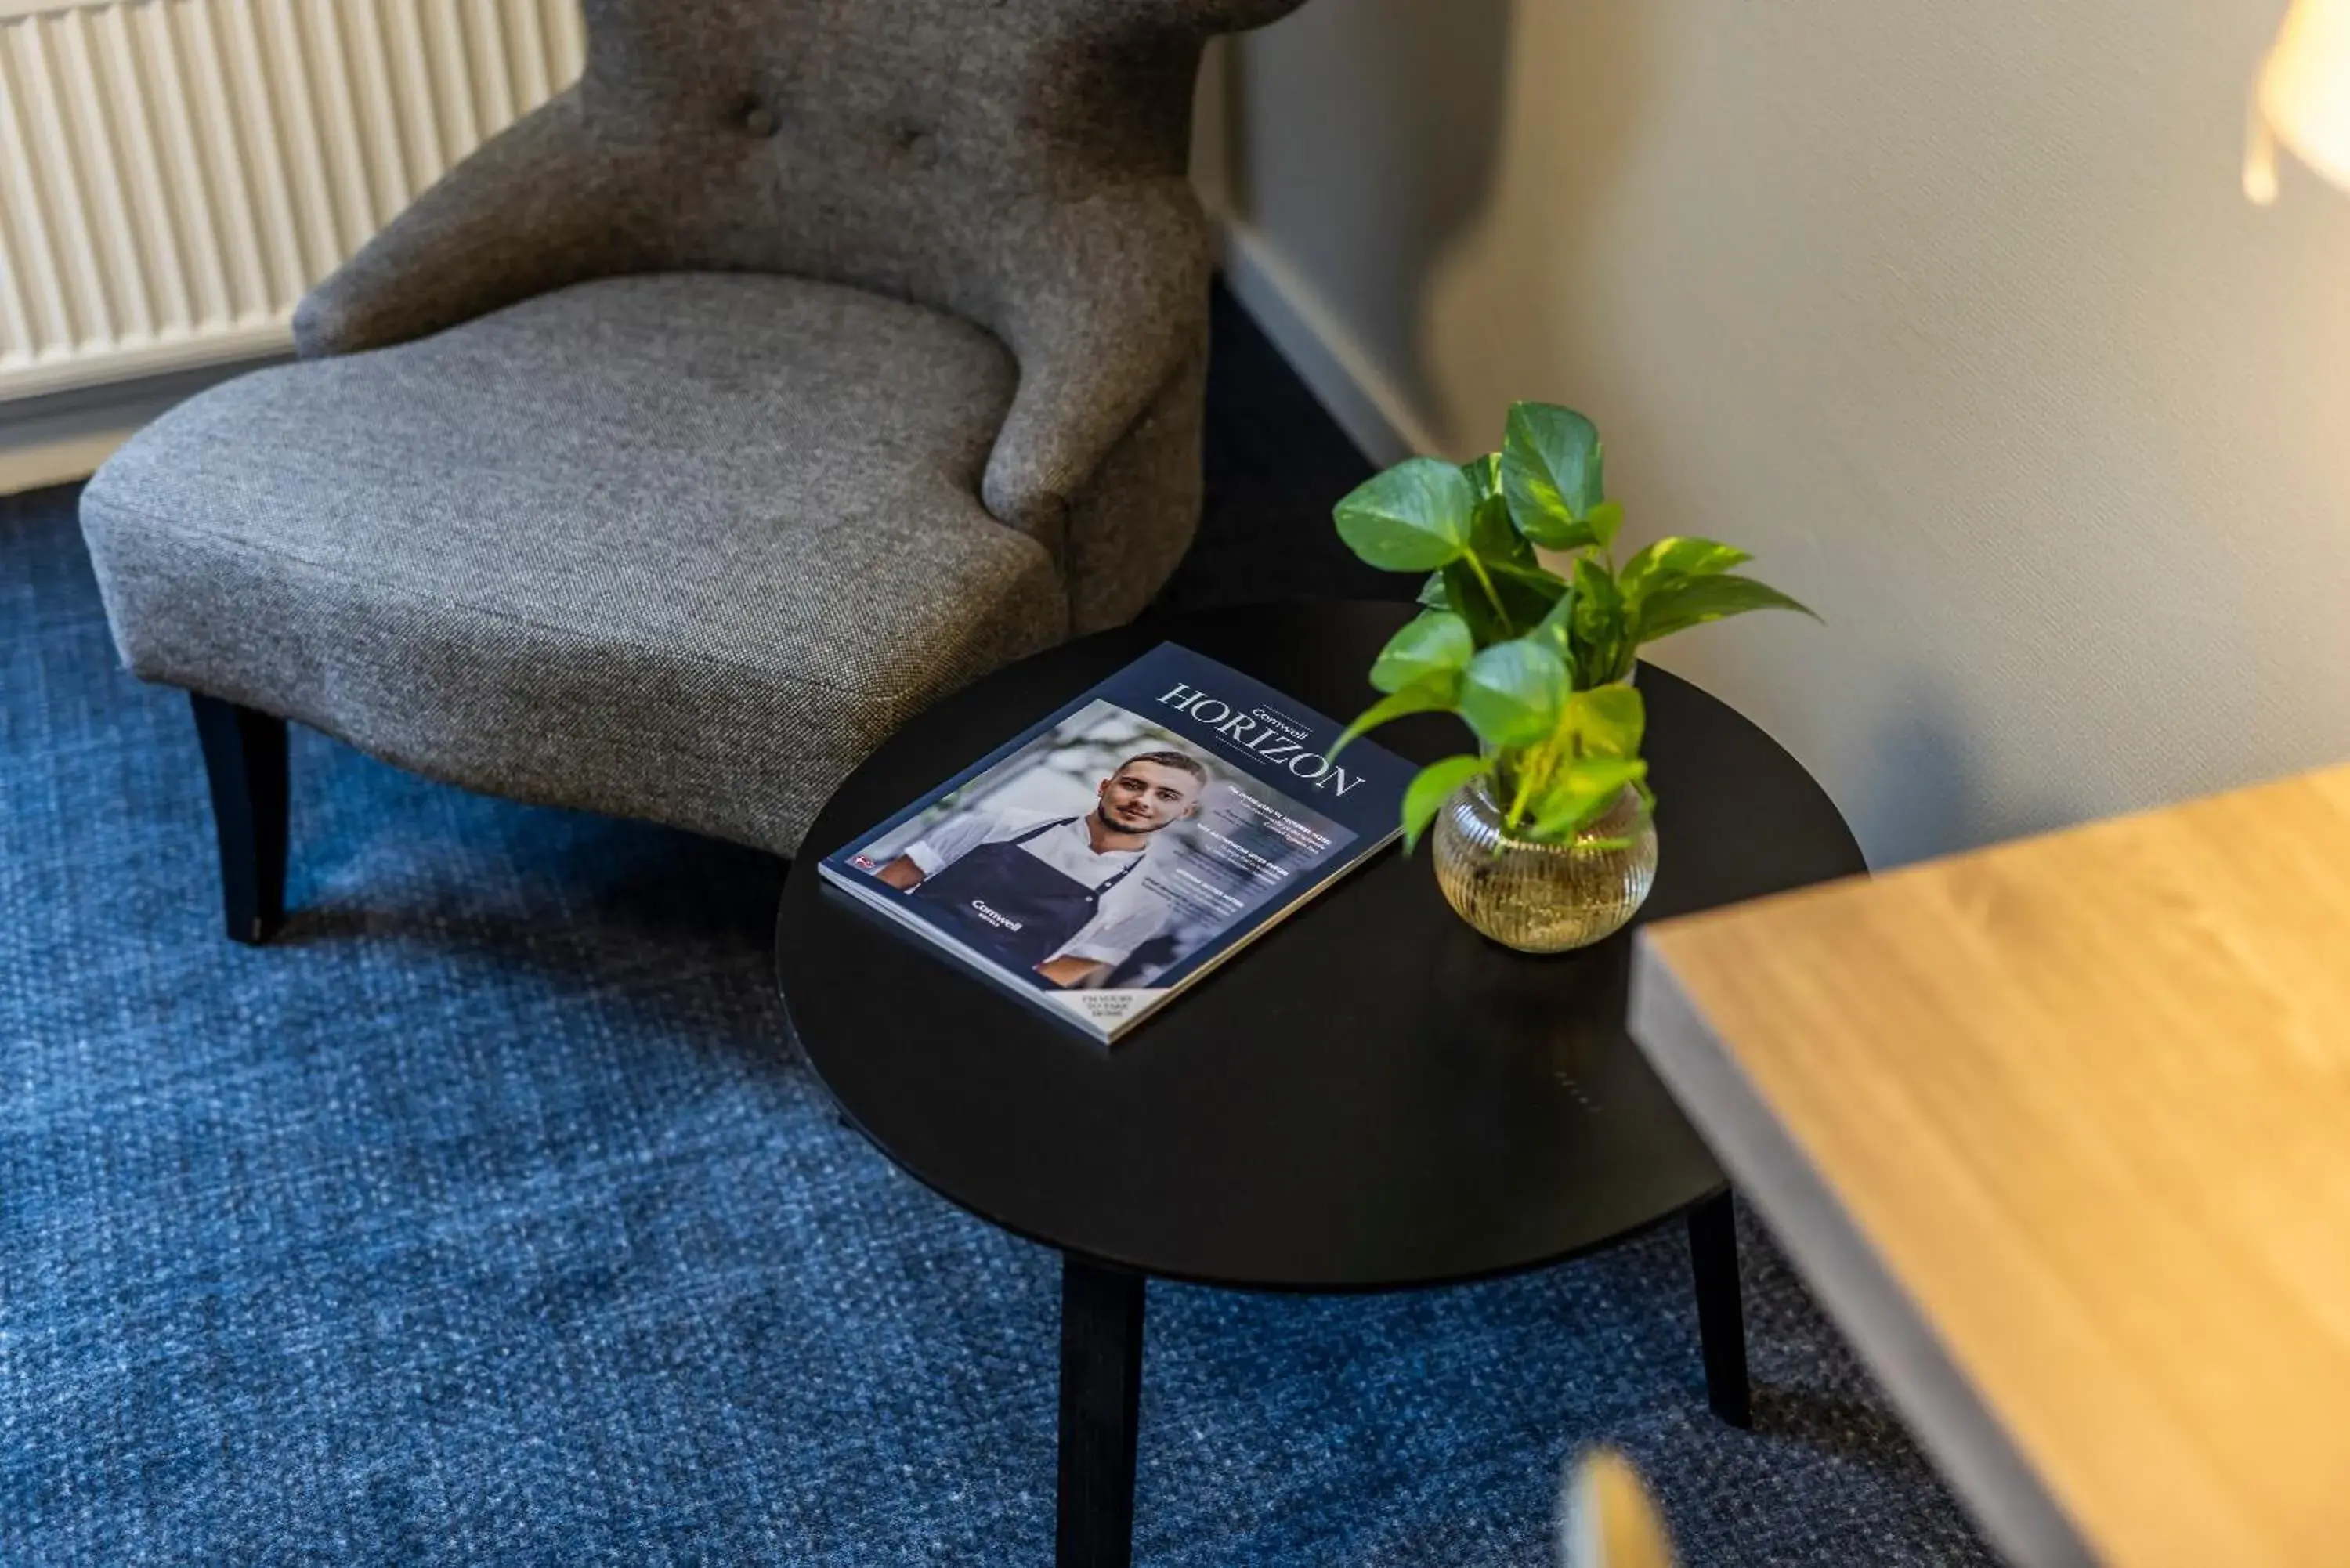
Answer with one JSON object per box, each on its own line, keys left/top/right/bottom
{"left": 81, "top": 273, "right": 1067, "bottom": 855}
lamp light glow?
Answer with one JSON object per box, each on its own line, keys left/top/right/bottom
{"left": 2249, "top": 0, "right": 2350, "bottom": 202}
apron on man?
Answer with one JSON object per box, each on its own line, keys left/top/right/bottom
{"left": 906, "top": 817, "right": 1143, "bottom": 975}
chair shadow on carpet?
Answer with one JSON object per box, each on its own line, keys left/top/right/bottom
{"left": 274, "top": 732, "right": 790, "bottom": 945}
{"left": 264, "top": 833, "right": 787, "bottom": 962}
{"left": 257, "top": 739, "right": 801, "bottom": 1071}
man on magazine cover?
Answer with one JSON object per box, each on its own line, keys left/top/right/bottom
{"left": 862, "top": 751, "right": 1205, "bottom": 989}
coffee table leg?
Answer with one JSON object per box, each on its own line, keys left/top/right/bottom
{"left": 1688, "top": 1190, "right": 1752, "bottom": 1429}
{"left": 1058, "top": 1254, "right": 1147, "bottom": 1568}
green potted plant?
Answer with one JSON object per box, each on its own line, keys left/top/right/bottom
{"left": 1331, "top": 402, "right": 1813, "bottom": 952}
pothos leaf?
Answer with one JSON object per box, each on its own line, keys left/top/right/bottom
{"left": 1501, "top": 402, "right": 1604, "bottom": 549}
{"left": 1531, "top": 581, "right": 1575, "bottom": 661}
{"left": 1442, "top": 559, "right": 1509, "bottom": 645}
{"left": 1331, "top": 672, "right": 1459, "bottom": 759}
{"left": 1333, "top": 457, "right": 1477, "bottom": 571}
{"left": 1487, "top": 556, "right": 1571, "bottom": 602}
{"left": 1467, "top": 491, "right": 1533, "bottom": 567}
{"left": 1563, "top": 683, "right": 1645, "bottom": 760}
{"left": 1570, "top": 555, "right": 1629, "bottom": 686}
{"left": 1634, "top": 573, "right": 1818, "bottom": 644}
{"left": 1476, "top": 555, "right": 1568, "bottom": 641}
{"left": 1583, "top": 498, "right": 1625, "bottom": 552}
{"left": 1401, "top": 754, "right": 1489, "bottom": 853}
{"left": 1368, "top": 611, "right": 1475, "bottom": 695}
{"left": 1528, "top": 757, "right": 1649, "bottom": 841}
{"left": 1458, "top": 638, "right": 1571, "bottom": 750}
{"left": 1618, "top": 537, "right": 1752, "bottom": 608}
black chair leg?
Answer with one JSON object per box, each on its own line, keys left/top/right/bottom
{"left": 1689, "top": 1187, "right": 1752, "bottom": 1428}
{"left": 190, "top": 693, "right": 289, "bottom": 945}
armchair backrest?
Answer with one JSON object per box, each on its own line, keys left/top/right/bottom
{"left": 569, "top": 0, "right": 1300, "bottom": 326}
{"left": 295, "top": 0, "right": 1312, "bottom": 610}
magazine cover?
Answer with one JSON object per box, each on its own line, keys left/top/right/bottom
{"left": 816, "top": 642, "right": 1414, "bottom": 1042}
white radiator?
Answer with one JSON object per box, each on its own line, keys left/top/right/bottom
{"left": 0, "top": 0, "right": 585, "bottom": 404}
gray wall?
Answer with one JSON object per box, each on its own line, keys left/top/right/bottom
{"left": 1198, "top": 0, "right": 2350, "bottom": 867}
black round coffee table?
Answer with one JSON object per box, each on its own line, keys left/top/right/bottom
{"left": 776, "top": 602, "right": 1863, "bottom": 1568}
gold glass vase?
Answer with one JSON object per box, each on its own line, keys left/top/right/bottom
{"left": 1429, "top": 775, "right": 1658, "bottom": 953}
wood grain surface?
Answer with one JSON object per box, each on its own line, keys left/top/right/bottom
{"left": 1630, "top": 763, "right": 2350, "bottom": 1568}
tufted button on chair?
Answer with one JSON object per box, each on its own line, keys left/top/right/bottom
{"left": 78, "top": 0, "right": 1307, "bottom": 944}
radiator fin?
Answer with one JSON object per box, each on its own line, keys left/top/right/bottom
{"left": 0, "top": 0, "right": 584, "bottom": 402}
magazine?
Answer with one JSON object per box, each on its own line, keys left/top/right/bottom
{"left": 815, "top": 642, "right": 1414, "bottom": 1043}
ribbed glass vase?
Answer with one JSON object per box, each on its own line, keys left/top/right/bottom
{"left": 1429, "top": 775, "right": 1658, "bottom": 953}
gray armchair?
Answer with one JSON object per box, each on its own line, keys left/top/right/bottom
{"left": 79, "top": 0, "right": 1303, "bottom": 941}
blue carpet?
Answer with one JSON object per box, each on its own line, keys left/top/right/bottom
{"left": 1, "top": 486, "right": 1993, "bottom": 1565}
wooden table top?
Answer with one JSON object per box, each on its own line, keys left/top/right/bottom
{"left": 1629, "top": 763, "right": 2350, "bottom": 1568}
